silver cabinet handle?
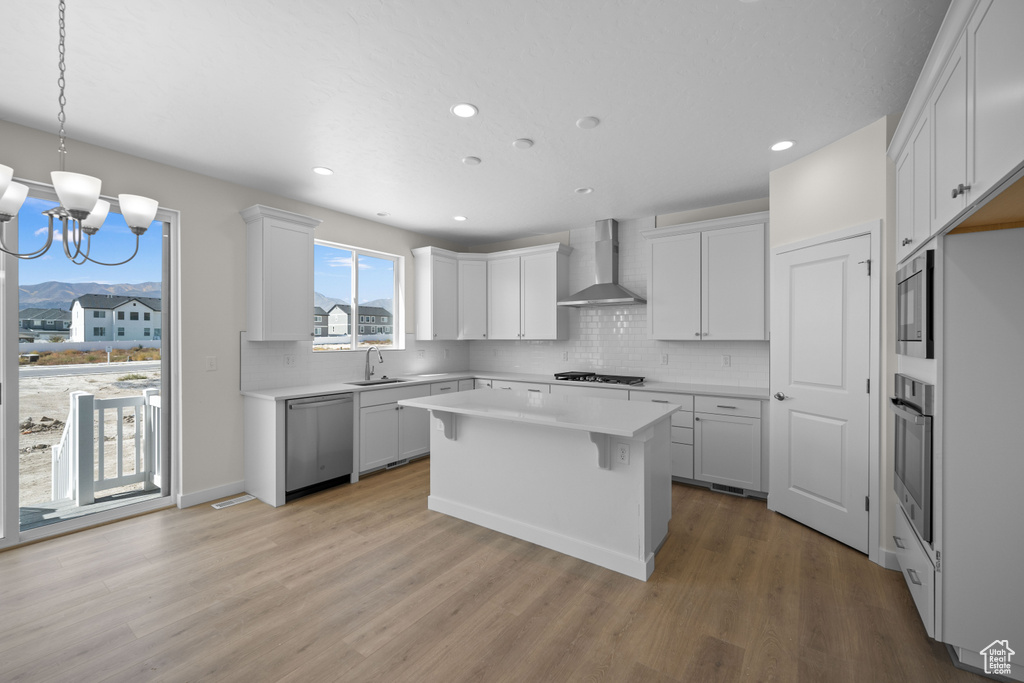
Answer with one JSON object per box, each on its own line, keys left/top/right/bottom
{"left": 438, "top": 387, "right": 451, "bottom": 391}
{"left": 694, "top": 332, "right": 701, "bottom": 337}
{"left": 901, "top": 238, "right": 912, "bottom": 246}
{"left": 889, "top": 398, "right": 927, "bottom": 425}
{"left": 500, "top": 386, "right": 512, "bottom": 390}
{"left": 893, "top": 535, "right": 906, "bottom": 550}
{"left": 651, "top": 399, "right": 669, "bottom": 404}
{"left": 716, "top": 405, "right": 737, "bottom": 409}
{"left": 951, "top": 183, "right": 971, "bottom": 199}
{"left": 906, "top": 568, "right": 922, "bottom": 586}
{"left": 694, "top": 416, "right": 700, "bottom": 421}
{"left": 773, "top": 392, "right": 787, "bottom": 401}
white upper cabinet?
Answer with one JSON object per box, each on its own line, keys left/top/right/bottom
{"left": 457, "top": 255, "right": 488, "bottom": 339}
{"left": 486, "top": 254, "right": 522, "bottom": 340}
{"left": 931, "top": 32, "right": 969, "bottom": 232}
{"left": 891, "top": 0, "right": 1024, "bottom": 259}
{"left": 241, "top": 205, "right": 321, "bottom": 342}
{"left": 643, "top": 212, "right": 767, "bottom": 341}
{"left": 967, "top": 0, "right": 1024, "bottom": 201}
{"left": 413, "top": 247, "right": 458, "bottom": 341}
{"left": 521, "top": 250, "right": 568, "bottom": 340}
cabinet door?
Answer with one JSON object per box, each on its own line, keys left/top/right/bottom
{"left": 932, "top": 33, "right": 969, "bottom": 232}
{"left": 693, "top": 412, "right": 762, "bottom": 491}
{"left": 968, "top": 0, "right": 1024, "bottom": 200}
{"left": 521, "top": 252, "right": 558, "bottom": 340}
{"left": 670, "top": 442, "right": 694, "bottom": 479}
{"left": 702, "top": 224, "right": 765, "bottom": 340}
{"left": 896, "top": 147, "right": 916, "bottom": 262}
{"left": 359, "top": 403, "right": 398, "bottom": 472}
{"left": 262, "top": 218, "right": 314, "bottom": 341}
{"left": 458, "top": 258, "right": 488, "bottom": 339}
{"left": 650, "top": 232, "right": 701, "bottom": 340}
{"left": 487, "top": 256, "right": 522, "bottom": 340}
{"left": 397, "top": 405, "right": 429, "bottom": 459}
{"left": 432, "top": 255, "right": 458, "bottom": 340}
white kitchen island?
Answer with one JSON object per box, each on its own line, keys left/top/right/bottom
{"left": 399, "top": 388, "right": 677, "bottom": 580}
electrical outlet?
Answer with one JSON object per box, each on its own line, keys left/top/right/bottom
{"left": 443, "top": 348, "right": 449, "bottom": 359}
{"left": 205, "top": 356, "right": 217, "bottom": 372}
{"left": 616, "top": 442, "right": 630, "bottom": 465}
{"left": 562, "top": 351, "right": 568, "bottom": 361}
{"left": 417, "top": 349, "right": 425, "bottom": 359}
{"left": 722, "top": 354, "right": 731, "bottom": 367}
{"left": 661, "top": 354, "right": 669, "bottom": 365}
{"left": 284, "top": 354, "right": 296, "bottom": 367}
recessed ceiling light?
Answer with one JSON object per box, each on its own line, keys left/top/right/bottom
{"left": 512, "top": 138, "right": 534, "bottom": 149}
{"left": 462, "top": 156, "right": 482, "bottom": 165}
{"left": 312, "top": 166, "right": 334, "bottom": 176}
{"left": 575, "top": 187, "right": 594, "bottom": 195}
{"left": 576, "top": 117, "right": 600, "bottom": 129}
{"left": 451, "top": 103, "right": 478, "bottom": 118}
{"left": 453, "top": 215, "right": 468, "bottom": 221}
{"left": 376, "top": 211, "right": 390, "bottom": 217}
{"left": 771, "top": 140, "right": 795, "bottom": 151}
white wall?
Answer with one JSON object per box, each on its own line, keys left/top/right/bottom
{"left": 0, "top": 118, "right": 463, "bottom": 504}
{"left": 769, "top": 115, "right": 899, "bottom": 562}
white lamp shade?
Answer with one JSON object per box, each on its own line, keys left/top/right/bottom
{"left": 0, "top": 182, "right": 29, "bottom": 217}
{"left": 51, "top": 171, "right": 102, "bottom": 213}
{"left": 81, "top": 199, "right": 110, "bottom": 230}
{"left": 0, "top": 164, "right": 12, "bottom": 199}
{"left": 118, "top": 194, "right": 158, "bottom": 228}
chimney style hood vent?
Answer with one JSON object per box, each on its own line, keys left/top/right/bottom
{"left": 558, "top": 219, "right": 646, "bottom": 307}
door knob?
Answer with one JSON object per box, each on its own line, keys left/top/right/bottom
{"left": 774, "top": 392, "right": 788, "bottom": 401}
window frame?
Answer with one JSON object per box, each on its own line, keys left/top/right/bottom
{"left": 312, "top": 240, "right": 403, "bottom": 352}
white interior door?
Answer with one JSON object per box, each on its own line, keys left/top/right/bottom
{"left": 769, "top": 234, "right": 871, "bottom": 553}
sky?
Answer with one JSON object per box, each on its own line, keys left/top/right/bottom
{"left": 313, "top": 242, "right": 395, "bottom": 305}
{"left": 15, "top": 196, "right": 163, "bottom": 286}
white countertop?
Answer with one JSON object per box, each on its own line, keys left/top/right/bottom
{"left": 398, "top": 387, "right": 678, "bottom": 438}
{"left": 240, "top": 370, "right": 769, "bottom": 402}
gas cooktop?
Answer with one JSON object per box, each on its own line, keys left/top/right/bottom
{"left": 553, "top": 371, "right": 645, "bottom": 386}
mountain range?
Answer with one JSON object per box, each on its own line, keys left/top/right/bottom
{"left": 19, "top": 281, "right": 161, "bottom": 312}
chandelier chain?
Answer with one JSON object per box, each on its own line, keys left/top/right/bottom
{"left": 57, "top": 0, "right": 68, "bottom": 172}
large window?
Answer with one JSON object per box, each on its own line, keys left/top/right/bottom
{"left": 313, "top": 241, "right": 400, "bottom": 351}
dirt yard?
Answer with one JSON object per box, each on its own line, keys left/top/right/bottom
{"left": 19, "top": 370, "right": 161, "bottom": 505}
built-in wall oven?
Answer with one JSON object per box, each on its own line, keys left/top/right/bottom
{"left": 896, "top": 250, "right": 934, "bottom": 358}
{"left": 891, "top": 374, "right": 934, "bottom": 543}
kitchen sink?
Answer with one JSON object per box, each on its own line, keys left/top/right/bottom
{"left": 349, "top": 378, "right": 409, "bottom": 386}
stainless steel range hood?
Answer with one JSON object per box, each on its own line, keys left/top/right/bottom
{"left": 557, "top": 219, "right": 646, "bottom": 307}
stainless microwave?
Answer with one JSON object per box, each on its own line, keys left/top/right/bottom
{"left": 896, "top": 250, "right": 934, "bottom": 359}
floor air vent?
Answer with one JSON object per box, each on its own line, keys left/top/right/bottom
{"left": 386, "top": 459, "right": 410, "bottom": 470}
{"left": 711, "top": 484, "right": 746, "bottom": 497}
{"left": 212, "top": 494, "right": 256, "bottom": 509}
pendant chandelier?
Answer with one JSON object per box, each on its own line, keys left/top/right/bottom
{"left": 0, "top": 0, "right": 159, "bottom": 265}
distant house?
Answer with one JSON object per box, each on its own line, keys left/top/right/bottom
{"left": 313, "top": 306, "right": 329, "bottom": 337}
{"left": 323, "top": 304, "right": 392, "bottom": 337}
{"left": 18, "top": 307, "right": 72, "bottom": 340}
{"left": 70, "top": 294, "right": 162, "bottom": 343}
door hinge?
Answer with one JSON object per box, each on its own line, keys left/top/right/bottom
{"left": 866, "top": 378, "right": 870, "bottom": 393}
{"left": 935, "top": 550, "right": 941, "bottom": 572}
{"left": 865, "top": 496, "right": 870, "bottom": 512}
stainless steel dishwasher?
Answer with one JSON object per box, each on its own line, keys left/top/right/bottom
{"left": 285, "top": 393, "right": 354, "bottom": 501}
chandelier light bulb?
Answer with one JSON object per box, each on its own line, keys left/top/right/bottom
{"left": 119, "top": 194, "right": 159, "bottom": 231}
{"left": 81, "top": 199, "right": 110, "bottom": 231}
{"left": 51, "top": 171, "right": 102, "bottom": 216}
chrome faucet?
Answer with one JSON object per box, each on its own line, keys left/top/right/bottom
{"left": 365, "top": 346, "right": 384, "bottom": 381}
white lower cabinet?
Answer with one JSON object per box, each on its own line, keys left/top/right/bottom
{"left": 629, "top": 391, "right": 695, "bottom": 479}
{"left": 491, "top": 380, "right": 549, "bottom": 393}
{"left": 693, "top": 396, "right": 762, "bottom": 492}
{"left": 359, "top": 384, "right": 431, "bottom": 473}
{"left": 893, "top": 505, "right": 935, "bottom": 638}
{"left": 457, "top": 379, "right": 475, "bottom": 391}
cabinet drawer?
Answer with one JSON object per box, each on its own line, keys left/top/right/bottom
{"left": 694, "top": 395, "right": 761, "bottom": 418}
{"left": 893, "top": 506, "right": 935, "bottom": 638}
{"left": 431, "top": 381, "right": 458, "bottom": 395}
{"left": 549, "top": 384, "right": 628, "bottom": 400}
{"left": 671, "top": 426, "right": 693, "bottom": 445}
{"left": 492, "top": 380, "right": 549, "bottom": 393}
{"left": 475, "top": 379, "right": 492, "bottom": 389}
{"left": 359, "top": 383, "right": 431, "bottom": 408}
{"left": 457, "top": 379, "right": 475, "bottom": 392}
{"left": 629, "top": 391, "right": 694, "bottom": 411}
{"left": 670, "top": 442, "right": 694, "bottom": 479}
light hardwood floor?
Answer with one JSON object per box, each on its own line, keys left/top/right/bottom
{"left": 0, "top": 458, "right": 978, "bottom": 682}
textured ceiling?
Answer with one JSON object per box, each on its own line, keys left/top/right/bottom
{"left": 0, "top": 0, "right": 950, "bottom": 245}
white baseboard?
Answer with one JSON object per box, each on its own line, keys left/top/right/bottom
{"left": 178, "top": 480, "right": 246, "bottom": 508}
{"left": 880, "top": 548, "right": 901, "bottom": 571}
{"left": 428, "top": 495, "right": 655, "bottom": 581}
